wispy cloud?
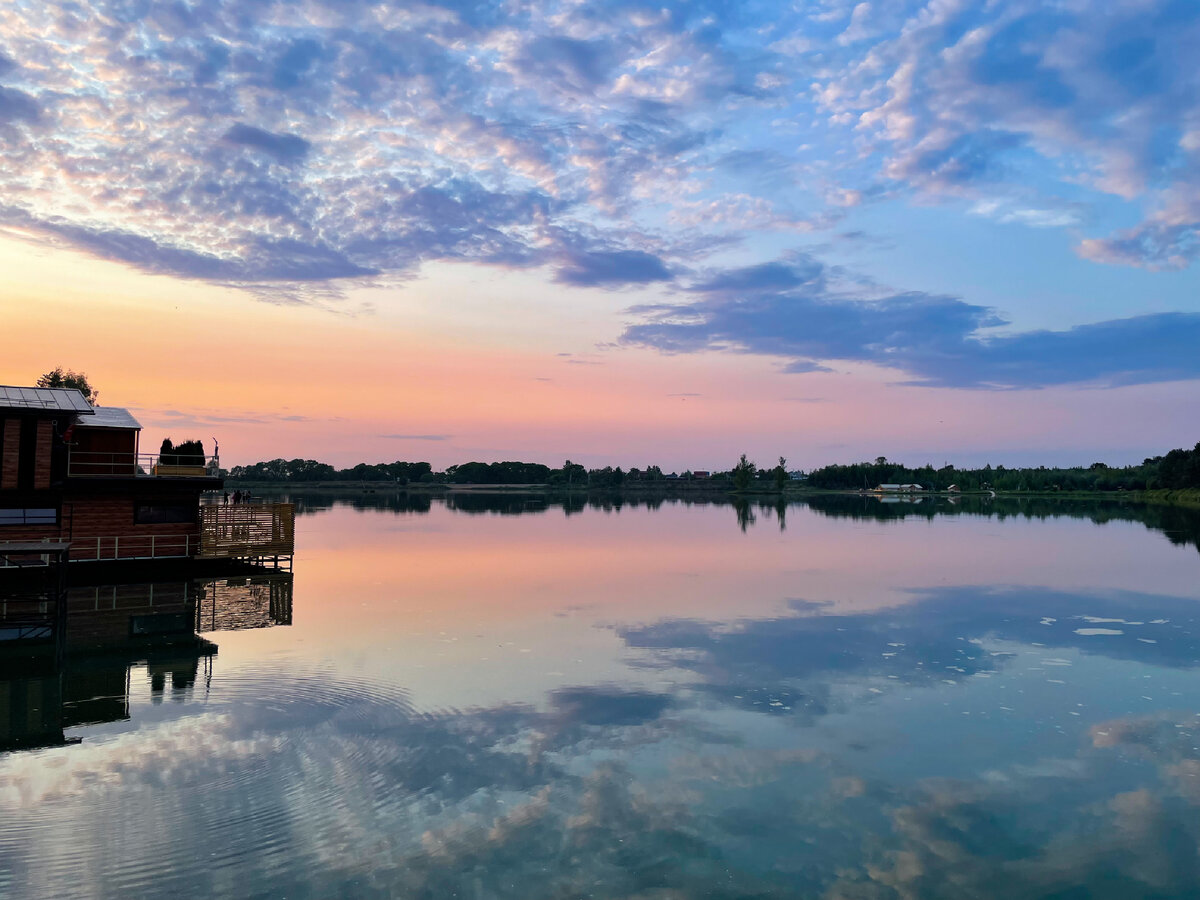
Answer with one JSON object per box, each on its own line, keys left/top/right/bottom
{"left": 378, "top": 433, "right": 452, "bottom": 441}
{"left": 623, "top": 255, "right": 1200, "bottom": 389}
{"left": 142, "top": 408, "right": 330, "bottom": 426}
{"left": 812, "top": 0, "right": 1200, "bottom": 267}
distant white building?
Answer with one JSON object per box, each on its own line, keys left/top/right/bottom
{"left": 873, "top": 483, "right": 926, "bottom": 493}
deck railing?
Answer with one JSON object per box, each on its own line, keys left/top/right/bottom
{"left": 69, "top": 534, "right": 197, "bottom": 562}
{"left": 67, "top": 451, "right": 220, "bottom": 478}
{"left": 0, "top": 506, "right": 294, "bottom": 565}
{"left": 199, "top": 503, "right": 295, "bottom": 561}
{"left": 0, "top": 536, "right": 196, "bottom": 562}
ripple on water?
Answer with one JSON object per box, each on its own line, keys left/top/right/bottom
{"left": 0, "top": 665, "right": 460, "bottom": 900}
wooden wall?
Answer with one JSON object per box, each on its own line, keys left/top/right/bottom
{"left": 0, "top": 419, "right": 18, "bottom": 490}
{"left": 64, "top": 495, "right": 201, "bottom": 560}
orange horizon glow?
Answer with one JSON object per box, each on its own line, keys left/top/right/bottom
{"left": 5, "top": 233, "right": 1198, "bottom": 472}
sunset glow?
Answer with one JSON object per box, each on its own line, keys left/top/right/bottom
{"left": 2, "top": 1, "right": 1198, "bottom": 469}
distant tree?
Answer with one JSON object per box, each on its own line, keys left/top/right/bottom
{"left": 732, "top": 454, "right": 756, "bottom": 492}
{"left": 558, "top": 459, "right": 586, "bottom": 488}
{"left": 773, "top": 456, "right": 788, "bottom": 491}
{"left": 37, "top": 367, "right": 99, "bottom": 405}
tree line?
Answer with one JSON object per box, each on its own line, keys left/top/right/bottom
{"left": 803, "top": 444, "right": 1200, "bottom": 492}
{"left": 227, "top": 458, "right": 670, "bottom": 485}
{"left": 225, "top": 442, "right": 1200, "bottom": 493}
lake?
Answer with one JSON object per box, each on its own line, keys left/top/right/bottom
{"left": 3, "top": 493, "right": 1200, "bottom": 899}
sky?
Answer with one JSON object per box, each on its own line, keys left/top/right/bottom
{"left": 2, "top": 0, "right": 1199, "bottom": 470}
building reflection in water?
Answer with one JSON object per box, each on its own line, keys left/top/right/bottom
{"left": 0, "top": 569, "right": 294, "bottom": 753}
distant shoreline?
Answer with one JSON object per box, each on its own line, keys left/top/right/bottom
{"left": 220, "top": 481, "right": 1200, "bottom": 507}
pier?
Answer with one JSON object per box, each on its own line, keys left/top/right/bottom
{"left": 198, "top": 502, "right": 295, "bottom": 565}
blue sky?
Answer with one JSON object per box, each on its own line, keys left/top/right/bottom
{"left": 1, "top": 0, "right": 1198, "bottom": 465}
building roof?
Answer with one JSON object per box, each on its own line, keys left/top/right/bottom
{"left": 74, "top": 406, "right": 141, "bottom": 430}
{"left": 0, "top": 384, "right": 95, "bottom": 414}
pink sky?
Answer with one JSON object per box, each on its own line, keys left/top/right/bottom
{"left": 4, "top": 233, "right": 1198, "bottom": 471}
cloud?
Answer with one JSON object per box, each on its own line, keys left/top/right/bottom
{"left": 146, "top": 407, "right": 337, "bottom": 426}
{"left": 0, "top": 86, "right": 38, "bottom": 122}
{"left": 221, "top": 123, "right": 312, "bottom": 164}
{"left": 0, "top": 0, "right": 771, "bottom": 301}
{"left": 0, "top": 204, "right": 377, "bottom": 287}
{"left": 617, "top": 584, "right": 1200, "bottom": 712}
{"left": 970, "top": 198, "right": 1084, "bottom": 229}
{"left": 622, "top": 255, "right": 1200, "bottom": 389}
{"left": 555, "top": 249, "right": 672, "bottom": 287}
{"left": 1078, "top": 220, "right": 1200, "bottom": 271}
{"left": 814, "top": 0, "right": 1200, "bottom": 266}
{"left": 836, "top": 2, "right": 876, "bottom": 46}
{"left": 378, "top": 433, "right": 452, "bottom": 440}
{"left": 513, "top": 36, "right": 619, "bottom": 94}
{"left": 0, "top": 0, "right": 1195, "bottom": 341}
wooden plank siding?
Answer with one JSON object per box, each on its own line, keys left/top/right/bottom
{"left": 64, "top": 496, "right": 200, "bottom": 560}
{"left": 1, "top": 419, "right": 18, "bottom": 490}
{"left": 34, "top": 421, "right": 52, "bottom": 489}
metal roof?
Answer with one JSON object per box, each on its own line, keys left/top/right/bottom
{"left": 0, "top": 385, "right": 94, "bottom": 414}
{"left": 74, "top": 406, "right": 141, "bottom": 430}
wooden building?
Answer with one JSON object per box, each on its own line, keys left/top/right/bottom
{"left": 1, "top": 384, "right": 294, "bottom": 565}
{"left": 0, "top": 384, "right": 222, "bottom": 560}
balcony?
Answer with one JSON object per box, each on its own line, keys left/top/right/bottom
{"left": 198, "top": 503, "right": 295, "bottom": 561}
{"left": 67, "top": 451, "right": 221, "bottom": 479}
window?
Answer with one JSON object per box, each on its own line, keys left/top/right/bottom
{"left": 134, "top": 504, "right": 196, "bottom": 524}
{"left": 130, "top": 613, "right": 190, "bottom": 635}
{"left": 0, "top": 508, "right": 58, "bottom": 525}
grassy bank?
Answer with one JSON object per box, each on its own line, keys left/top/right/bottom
{"left": 1131, "top": 488, "right": 1200, "bottom": 508}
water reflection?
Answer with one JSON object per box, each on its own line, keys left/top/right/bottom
{"left": 619, "top": 585, "right": 1200, "bottom": 716}
{"left": 2, "top": 498, "right": 1199, "bottom": 898}
{"left": 0, "top": 570, "right": 293, "bottom": 754}
{"left": 274, "top": 487, "right": 1200, "bottom": 555}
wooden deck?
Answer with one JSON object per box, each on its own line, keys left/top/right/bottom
{"left": 198, "top": 503, "right": 295, "bottom": 561}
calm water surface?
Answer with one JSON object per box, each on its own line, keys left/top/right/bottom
{"left": 3, "top": 495, "right": 1200, "bottom": 899}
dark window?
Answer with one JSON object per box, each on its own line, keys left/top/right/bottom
{"left": 0, "top": 507, "right": 58, "bottom": 525}
{"left": 130, "top": 613, "right": 190, "bottom": 635}
{"left": 134, "top": 504, "right": 196, "bottom": 524}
